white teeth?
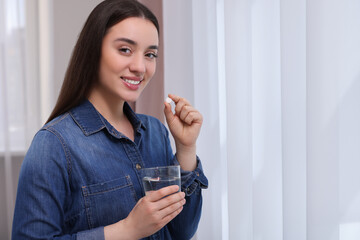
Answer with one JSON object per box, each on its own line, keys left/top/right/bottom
{"left": 123, "top": 78, "right": 141, "bottom": 85}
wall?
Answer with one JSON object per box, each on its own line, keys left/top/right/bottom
{"left": 52, "top": 0, "right": 103, "bottom": 108}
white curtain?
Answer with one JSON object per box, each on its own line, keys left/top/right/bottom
{"left": 0, "top": 0, "right": 40, "bottom": 238}
{"left": 163, "top": 0, "right": 360, "bottom": 239}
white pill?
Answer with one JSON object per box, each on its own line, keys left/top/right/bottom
{"left": 165, "top": 97, "right": 172, "bottom": 104}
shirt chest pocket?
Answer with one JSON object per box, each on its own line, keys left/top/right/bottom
{"left": 81, "top": 175, "right": 138, "bottom": 229}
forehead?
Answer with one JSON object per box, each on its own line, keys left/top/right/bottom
{"left": 104, "top": 17, "right": 159, "bottom": 46}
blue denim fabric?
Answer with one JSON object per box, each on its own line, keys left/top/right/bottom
{"left": 12, "top": 101, "right": 208, "bottom": 240}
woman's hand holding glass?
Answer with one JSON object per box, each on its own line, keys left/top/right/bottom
{"left": 104, "top": 185, "right": 185, "bottom": 240}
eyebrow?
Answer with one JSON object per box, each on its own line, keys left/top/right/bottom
{"left": 115, "top": 37, "right": 158, "bottom": 50}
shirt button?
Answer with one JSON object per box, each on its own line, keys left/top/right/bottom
{"left": 136, "top": 164, "right": 142, "bottom": 170}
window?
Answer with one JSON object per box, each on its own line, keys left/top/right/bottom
{"left": 0, "top": 0, "right": 40, "bottom": 238}
{"left": 0, "top": 0, "right": 40, "bottom": 154}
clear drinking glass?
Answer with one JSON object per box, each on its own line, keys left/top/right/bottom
{"left": 141, "top": 165, "right": 181, "bottom": 194}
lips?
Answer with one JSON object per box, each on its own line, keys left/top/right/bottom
{"left": 121, "top": 76, "right": 143, "bottom": 90}
{"left": 121, "top": 77, "right": 141, "bottom": 85}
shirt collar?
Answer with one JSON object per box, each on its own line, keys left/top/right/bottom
{"left": 69, "top": 100, "right": 146, "bottom": 137}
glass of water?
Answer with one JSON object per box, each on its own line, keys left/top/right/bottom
{"left": 141, "top": 165, "right": 181, "bottom": 194}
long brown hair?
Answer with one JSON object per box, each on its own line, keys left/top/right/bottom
{"left": 46, "top": 0, "right": 159, "bottom": 123}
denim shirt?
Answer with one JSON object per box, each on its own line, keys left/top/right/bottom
{"left": 12, "top": 101, "right": 208, "bottom": 240}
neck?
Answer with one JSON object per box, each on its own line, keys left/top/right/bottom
{"left": 88, "top": 89, "right": 135, "bottom": 141}
{"left": 88, "top": 88, "right": 126, "bottom": 122}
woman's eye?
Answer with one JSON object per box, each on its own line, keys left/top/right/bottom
{"left": 146, "top": 52, "right": 158, "bottom": 59}
{"left": 119, "top": 47, "right": 131, "bottom": 54}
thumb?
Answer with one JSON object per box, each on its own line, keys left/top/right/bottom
{"left": 163, "top": 101, "right": 174, "bottom": 124}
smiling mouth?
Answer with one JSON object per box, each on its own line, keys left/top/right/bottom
{"left": 121, "top": 77, "right": 142, "bottom": 85}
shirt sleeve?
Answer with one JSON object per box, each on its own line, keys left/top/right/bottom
{"left": 175, "top": 156, "right": 208, "bottom": 196}
{"left": 11, "top": 130, "right": 105, "bottom": 240}
{"left": 161, "top": 122, "right": 208, "bottom": 239}
{"left": 77, "top": 227, "right": 104, "bottom": 240}
{"left": 167, "top": 156, "right": 208, "bottom": 240}
{"left": 161, "top": 121, "right": 208, "bottom": 196}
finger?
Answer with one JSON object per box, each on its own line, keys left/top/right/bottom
{"left": 174, "top": 100, "right": 189, "bottom": 117}
{"left": 167, "top": 94, "right": 181, "bottom": 103}
{"left": 157, "top": 191, "right": 185, "bottom": 210}
{"left": 160, "top": 205, "right": 184, "bottom": 225}
{"left": 163, "top": 100, "right": 175, "bottom": 124}
{"left": 152, "top": 204, "right": 184, "bottom": 231}
{"left": 173, "top": 96, "right": 191, "bottom": 106}
{"left": 146, "top": 185, "right": 180, "bottom": 202}
{"left": 167, "top": 94, "right": 191, "bottom": 114}
{"left": 179, "top": 105, "right": 196, "bottom": 123}
{"left": 184, "top": 111, "right": 203, "bottom": 126}
{"left": 159, "top": 197, "right": 186, "bottom": 219}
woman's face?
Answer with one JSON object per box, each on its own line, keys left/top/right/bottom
{"left": 96, "top": 17, "right": 159, "bottom": 103}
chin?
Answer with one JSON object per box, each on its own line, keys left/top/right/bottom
{"left": 121, "top": 92, "right": 142, "bottom": 103}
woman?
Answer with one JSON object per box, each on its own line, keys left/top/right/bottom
{"left": 12, "top": 0, "right": 208, "bottom": 239}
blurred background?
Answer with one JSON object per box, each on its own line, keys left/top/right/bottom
{"left": 1, "top": 0, "right": 360, "bottom": 239}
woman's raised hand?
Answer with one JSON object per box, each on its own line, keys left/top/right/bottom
{"left": 164, "top": 94, "right": 203, "bottom": 171}
{"left": 164, "top": 94, "right": 203, "bottom": 148}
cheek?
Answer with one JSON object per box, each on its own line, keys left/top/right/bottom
{"left": 100, "top": 46, "right": 124, "bottom": 71}
{"left": 98, "top": 60, "right": 118, "bottom": 87}
{"left": 146, "top": 62, "right": 157, "bottom": 78}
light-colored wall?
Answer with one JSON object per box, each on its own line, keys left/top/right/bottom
{"left": 163, "top": 0, "right": 194, "bottom": 105}
{"left": 38, "top": 0, "right": 103, "bottom": 123}
{"left": 52, "top": 0, "right": 103, "bottom": 101}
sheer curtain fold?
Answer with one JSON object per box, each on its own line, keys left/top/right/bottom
{"left": 0, "top": 0, "right": 40, "bottom": 238}
{"left": 0, "top": 0, "right": 25, "bottom": 238}
{"left": 280, "top": 0, "right": 307, "bottom": 239}
{"left": 224, "top": 0, "right": 253, "bottom": 239}
{"left": 163, "top": 0, "right": 360, "bottom": 239}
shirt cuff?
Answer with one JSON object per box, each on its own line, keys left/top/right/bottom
{"left": 173, "top": 156, "right": 208, "bottom": 196}
{"left": 77, "top": 226, "right": 105, "bottom": 240}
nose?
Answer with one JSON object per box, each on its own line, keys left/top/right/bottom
{"left": 129, "top": 53, "right": 146, "bottom": 74}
